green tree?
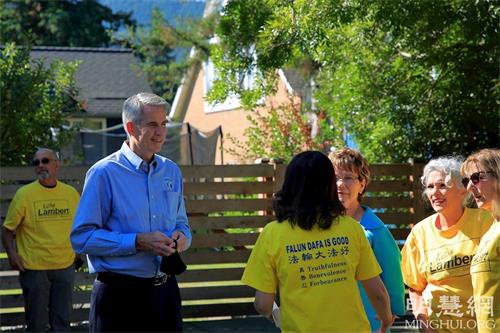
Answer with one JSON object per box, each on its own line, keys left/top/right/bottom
{"left": 122, "top": 7, "right": 215, "bottom": 103}
{"left": 210, "top": 0, "right": 499, "bottom": 162}
{"left": 226, "top": 99, "right": 338, "bottom": 162}
{"left": 0, "top": 43, "right": 81, "bottom": 166}
{"left": 0, "top": 0, "right": 134, "bottom": 47}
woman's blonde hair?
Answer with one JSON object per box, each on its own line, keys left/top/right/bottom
{"left": 461, "top": 148, "right": 500, "bottom": 219}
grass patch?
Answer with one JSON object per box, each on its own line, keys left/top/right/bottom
{"left": 0, "top": 289, "right": 21, "bottom": 296}
{"left": 182, "top": 298, "right": 253, "bottom": 306}
{"left": 0, "top": 307, "right": 23, "bottom": 314}
{"left": 187, "top": 263, "right": 245, "bottom": 270}
{"left": 179, "top": 280, "right": 243, "bottom": 288}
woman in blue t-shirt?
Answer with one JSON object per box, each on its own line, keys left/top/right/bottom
{"left": 330, "top": 148, "right": 406, "bottom": 332}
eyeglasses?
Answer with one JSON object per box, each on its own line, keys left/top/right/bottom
{"left": 336, "top": 176, "right": 360, "bottom": 185}
{"left": 461, "top": 171, "right": 493, "bottom": 188}
{"left": 32, "top": 157, "right": 53, "bottom": 166}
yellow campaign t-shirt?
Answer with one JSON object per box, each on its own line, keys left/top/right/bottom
{"left": 241, "top": 215, "right": 381, "bottom": 333}
{"left": 401, "top": 208, "right": 493, "bottom": 333}
{"left": 470, "top": 220, "right": 500, "bottom": 333}
{"left": 3, "top": 180, "right": 80, "bottom": 270}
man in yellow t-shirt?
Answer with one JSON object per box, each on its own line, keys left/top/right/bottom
{"left": 242, "top": 215, "right": 382, "bottom": 332}
{"left": 2, "top": 148, "right": 80, "bottom": 332}
{"left": 401, "top": 208, "right": 493, "bottom": 332}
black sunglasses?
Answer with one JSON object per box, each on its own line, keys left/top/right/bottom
{"left": 32, "top": 157, "right": 53, "bottom": 166}
{"left": 461, "top": 171, "right": 493, "bottom": 188}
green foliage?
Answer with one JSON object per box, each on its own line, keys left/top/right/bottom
{"left": 226, "top": 100, "right": 339, "bottom": 162}
{"left": 211, "top": 0, "right": 499, "bottom": 162}
{"left": 206, "top": 0, "right": 278, "bottom": 109}
{"left": 0, "top": 0, "right": 134, "bottom": 47}
{"left": 0, "top": 43, "right": 81, "bottom": 166}
{"left": 122, "top": 8, "right": 215, "bottom": 103}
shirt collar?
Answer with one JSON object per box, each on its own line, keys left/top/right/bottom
{"left": 359, "top": 206, "right": 385, "bottom": 230}
{"left": 120, "top": 141, "right": 158, "bottom": 171}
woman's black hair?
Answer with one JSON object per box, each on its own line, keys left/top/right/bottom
{"left": 273, "top": 151, "right": 345, "bottom": 230}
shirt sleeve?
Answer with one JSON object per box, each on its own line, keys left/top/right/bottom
{"left": 356, "top": 225, "right": 382, "bottom": 281}
{"left": 400, "top": 230, "right": 427, "bottom": 292}
{"left": 241, "top": 225, "right": 278, "bottom": 294}
{"left": 173, "top": 168, "right": 191, "bottom": 248}
{"left": 373, "top": 227, "right": 406, "bottom": 315}
{"left": 3, "top": 189, "right": 25, "bottom": 231}
{"left": 70, "top": 167, "right": 137, "bottom": 256}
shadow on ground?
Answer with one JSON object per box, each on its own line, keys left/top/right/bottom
{"left": 4, "top": 316, "right": 418, "bottom": 332}
{"left": 63, "top": 317, "right": 278, "bottom": 333}
{"left": 185, "top": 317, "right": 279, "bottom": 332}
{"left": 183, "top": 316, "right": 418, "bottom": 333}
{"left": 69, "top": 316, "right": 417, "bottom": 332}
{"left": 65, "top": 317, "right": 278, "bottom": 332}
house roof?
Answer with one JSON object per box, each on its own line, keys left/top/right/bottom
{"left": 169, "top": 0, "right": 313, "bottom": 120}
{"left": 30, "top": 46, "right": 152, "bottom": 118}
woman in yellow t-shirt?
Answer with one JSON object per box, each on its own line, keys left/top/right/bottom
{"left": 461, "top": 148, "right": 500, "bottom": 333}
{"left": 241, "top": 151, "right": 394, "bottom": 333}
{"left": 401, "top": 156, "right": 493, "bottom": 333}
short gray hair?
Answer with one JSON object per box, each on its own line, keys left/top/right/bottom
{"left": 35, "top": 147, "right": 59, "bottom": 160}
{"left": 122, "top": 93, "right": 169, "bottom": 135}
{"left": 421, "top": 156, "right": 465, "bottom": 190}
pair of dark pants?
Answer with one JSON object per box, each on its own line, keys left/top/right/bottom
{"left": 89, "top": 274, "right": 182, "bottom": 332}
{"left": 19, "top": 266, "right": 75, "bottom": 332}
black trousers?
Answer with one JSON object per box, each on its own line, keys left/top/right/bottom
{"left": 89, "top": 273, "right": 182, "bottom": 332}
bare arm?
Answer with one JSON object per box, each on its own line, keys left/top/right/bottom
{"left": 254, "top": 291, "right": 275, "bottom": 321}
{"left": 409, "top": 288, "right": 436, "bottom": 333}
{"left": 1, "top": 227, "right": 24, "bottom": 272}
{"left": 361, "top": 276, "right": 394, "bottom": 332}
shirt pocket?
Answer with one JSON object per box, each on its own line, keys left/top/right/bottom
{"left": 160, "top": 189, "right": 180, "bottom": 222}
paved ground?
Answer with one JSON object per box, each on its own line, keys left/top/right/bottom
{"left": 185, "top": 317, "right": 279, "bottom": 332}
{"left": 184, "top": 317, "right": 419, "bottom": 333}
{"left": 3, "top": 316, "right": 418, "bottom": 332}
{"left": 65, "top": 317, "right": 279, "bottom": 332}
{"left": 186, "top": 318, "right": 418, "bottom": 333}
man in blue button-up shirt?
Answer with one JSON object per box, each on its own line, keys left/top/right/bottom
{"left": 71, "top": 92, "right": 192, "bottom": 332}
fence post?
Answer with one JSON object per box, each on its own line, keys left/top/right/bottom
{"left": 411, "top": 163, "right": 427, "bottom": 225}
{"left": 272, "top": 158, "right": 286, "bottom": 195}
{"left": 256, "top": 158, "right": 274, "bottom": 217}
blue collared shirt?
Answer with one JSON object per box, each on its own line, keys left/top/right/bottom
{"left": 71, "top": 142, "right": 191, "bottom": 278}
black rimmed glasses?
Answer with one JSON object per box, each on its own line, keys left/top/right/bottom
{"left": 461, "top": 171, "right": 493, "bottom": 188}
{"left": 32, "top": 157, "right": 53, "bottom": 166}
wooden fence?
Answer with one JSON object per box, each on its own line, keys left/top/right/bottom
{"left": 0, "top": 163, "right": 426, "bottom": 328}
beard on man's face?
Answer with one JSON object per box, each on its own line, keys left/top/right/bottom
{"left": 37, "top": 170, "right": 50, "bottom": 180}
